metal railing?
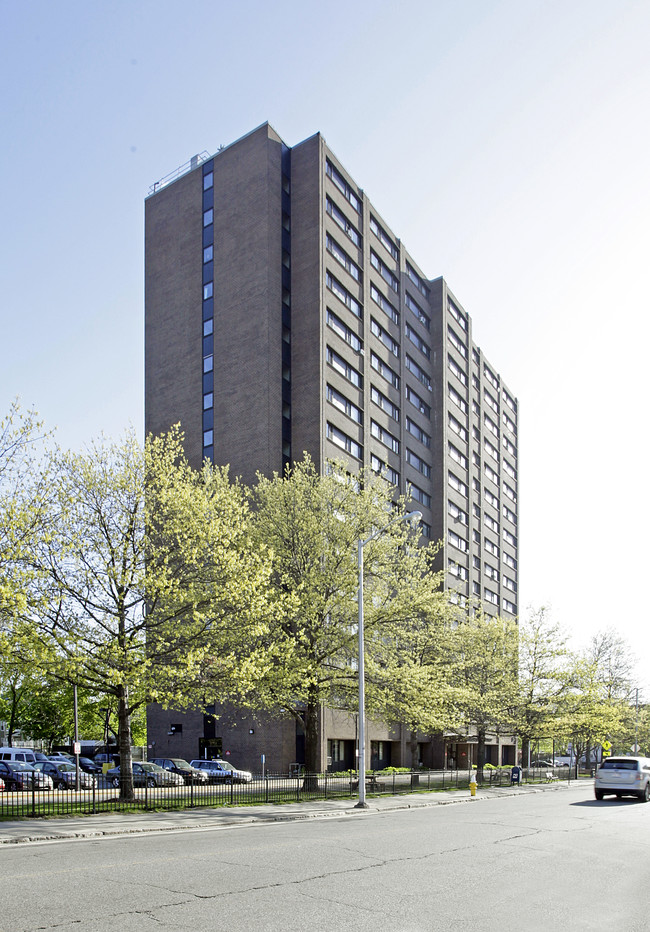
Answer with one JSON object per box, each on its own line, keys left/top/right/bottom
{"left": 0, "top": 767, "right": 576, "bottom": 820}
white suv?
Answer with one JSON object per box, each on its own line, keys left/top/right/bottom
{"left": 594, "top": 756, "right": 650, "bottom": 802}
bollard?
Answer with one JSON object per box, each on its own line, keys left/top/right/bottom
{"left": 469, "top": 770, "right": 477, "bottom": 797}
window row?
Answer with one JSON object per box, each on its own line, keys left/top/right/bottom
{"left": 326, "top": 159, "right": 361, "bottom": 212}
{"left": 326, "top": 196, "right": 361, "bottom": 247}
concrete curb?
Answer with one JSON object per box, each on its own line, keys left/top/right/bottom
{"left": 0, "top": 780, "right": 587, "bottom": 846}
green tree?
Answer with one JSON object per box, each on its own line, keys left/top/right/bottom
{"left": 246, "top": 456, "right": 453, "bottom": 776}
{"left": 9, "top": 427, "right": 274, "bottom": 798}
{"left": 451, "top": 611, "right": 520, "bottom": 780}
{"left": 516, "top": 606, "right": 570, "bottom": 764}
{"left": 0, "top": 401, "right": 50, "bottom": 618}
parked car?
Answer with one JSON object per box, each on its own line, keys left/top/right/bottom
{"left": 190, "top": 759, "right": 253, "bottom": 784}
{"left": 105, "top": 762, "right": 184, "bottom": 789}
{"left": 94, "top": 752, "right": 119, "bottom": 767}
{"left": 594, "top": 756, "right": 650, "bottom": 802}
{"left": 149, "top": 757, "right": 209, "bottom": 784}
{"left": 78, "top": 757, "right": 103, "bottom": 775}
{"left": 0, "top": 760, "right": 53, "bottom": 791}
{"left": 529, "top": 759, "right": 554, "bottom": 769}
{"left": 33, "top": 761, "right": 96, "bottom": 790}
{"left": 0, "top": 746, "right": 38, "bottom": 764}
{"left": 48, "top": 752, "right": 75, "bottom": 764}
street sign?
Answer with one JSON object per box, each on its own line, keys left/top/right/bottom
{"left": 73, "top": 742, "right": 81, "bottom": 755}
{"left": 602, "top": 740, "right": 612, "bottom": 750}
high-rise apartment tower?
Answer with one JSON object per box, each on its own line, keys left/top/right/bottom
{"left": 145, "top": 123, "right": 519, "bottom": 770}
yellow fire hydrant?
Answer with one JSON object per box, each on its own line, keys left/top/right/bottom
{"left": 469, "top": 770, "right": 477, "bottom": 797}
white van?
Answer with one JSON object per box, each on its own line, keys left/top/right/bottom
{"left": 0, "top": 746, "right": 39, "bottom": 764}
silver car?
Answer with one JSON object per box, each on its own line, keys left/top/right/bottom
{"left": 190, "top": 759, "right": 253, "bottom": 784}
{"left": 594, "top": 756, "right": 650, "bottom": 801}
{"left": 106, "top": 762, "right": 185, "bottom": 789}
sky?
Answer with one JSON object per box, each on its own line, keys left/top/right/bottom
{"left": 2, "top": 0, "right": 649, "bottom": 692}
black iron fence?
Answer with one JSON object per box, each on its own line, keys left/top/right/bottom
{"left": 0, "top": 766, "right": 573, "bottom": 820}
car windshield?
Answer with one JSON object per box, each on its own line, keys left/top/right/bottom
{"left": 10, "top": 762, "right": 34, "bottom": 772}
{"left": 58, "top": 763, "right": 76, "bottom": 772}
{"left": 602, "top": 759, "right": 638, "bottom": 770}
{"left": 170, "top": 760, "right": 192, "bottom": 769}
{"left": 140, "top": 763, "right": 163, "bottom": 772}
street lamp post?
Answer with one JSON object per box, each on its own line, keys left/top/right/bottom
{"left": 356, "top": 510, "right": 422, "bottom": 809}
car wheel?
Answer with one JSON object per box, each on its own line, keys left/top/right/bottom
{"left": 146, "top": 778, "right": 156, "bottom": 788}
{"left": 112, "top": 777, "right": 120, "bottom": 788}
{"left": 639, "top": 783, "right": 650, "bottom": 802}
{"left": 595, "top": 790, "right": 604, "bottom": 800}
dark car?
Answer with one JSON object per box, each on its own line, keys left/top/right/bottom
{"left": 105, "top": 762, "right": 184, "bottom": 789}
{"left": 149, "top": 757, "right": 208, "bottom": 785}
{"left": 33, "top": 761, "right": 96, "bottom": 790}
{"left": 78, "top": 757, "right": 103, "bottom": 775}
{"left": 0, "top": 760, "right": 53, "bottom": 791}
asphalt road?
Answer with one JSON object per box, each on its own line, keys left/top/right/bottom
{"left": 1, "top": 784, "right": 648, "bottom": 931}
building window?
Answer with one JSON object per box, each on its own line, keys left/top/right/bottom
{"left": 421, "top": 521, "right": 431, "bottom": 539}
{"left": 448, "top": 500, "right": 468, "bottom": 525}
{"left": 371, "top": 385, "right": 399, "bottom": 422}
{"left": 326, "top": 159, "right": 361, "bottom": 212}
{"left": 203, "top": 171, "right": 213, "bottom": 190}
{"left": 504, "top": 390, "right": 517, "bottom": 413}
{"left": 448, "top": 298, "right": 467, "bottom": 331}
{"left": 448, "top": 472, "right": 468, "bottom": 497}
{"left": 370, "top": 250, "right": 399, "bottom": 292}
{"left": 203, "top": 355, "right": 214, "bottom": 373}
{"left": 406, "top": 447, "right": 430, "bottom": 478}
{"left": 327, "top": 347, "right": 362, "bottom": 388}
{"left": 503, "top": 528, "right": 517, "bottom": 547}
{"left": 484, "top": 513, "right": 499, "bottom": 533}
{"left": 503, "top": 459, "right": 517, "bottom": 480}
{"left": 203, "top": 429, "right": 213, "bottom": 447}
{"left": 405, "top": 292, "right": 430, "bottom": 330}
{"left": 503, "top": 598, "right": 517, "bottom": 614}
{"left": 484, "top": 538, "right": 499, "bottom": 558}
{"left": 484, "top": 439, "right": 499, "bottom": 462}
{"left": 448, "top": 356, "right": 467, "bottom": 386}
{"left": 503, "top": 412, "right": 517, "bottom": 434}
{"left": 370, "top": 215, "right": 398, "bottom": 260}
{"left": 203, "top": 392, "right": 213, "bottom": 410}
{"left": 203, "top": 245, "right": 213, "bottom": 263}
{"left": 405, "top": 322, "right": 430, "bottom": 359}
{"left": 327, "top": 308, "right": 362, "bottom": 353}
{"left": 370, "top": 284, "right": 399, "bottom": 325}
{"left": 370, "top": 352, "right": 399, "bottom": 389}
{"left": 484, "top": 390, "right": 499, "bottom": 413}
{"left": 371, "top": 454, "right": 399, "bottom": 486}
{"left": 448, "top": 529, "right": 468, "bottom": 552}
{"left": 326, "top": 271, "right": 362, "bottom": 318}
{"left": 448, "top": 413, "right": 467, "bottom": 443}
{"left": 448, "top": 442, "right": 467, "bottom": 470}
{"left": 484, "top": 588, "right": 499, "bottom": 605}
{"left": 203, "top": 319, "right": 213, "bottom": 337}
{"left": 484, "top": 414, "right": 499, "bottom": 438}
{"left": 484, "top": 463, "right": 498, "bottom": 485}
{"left": 504, "top": 436, "right": 517, "bottom": 457}
{"left": 327, "top": 422, "right": 362, "bottom": 459}
{"left": 410, "top": 483, "right": 431, "bottom": 508}
{"left": 484, "top": 365, "right": 499, "bottom": 389}
{"left": 448, "top": 326, "right": 467, "bottom": 359}
{"left": 326, "top": 233, "right": 362, "bottom": 282}
{"left": 326, "top": 196, "right": 361, "bottom": 247}
{"left": 371, "top": 419, "right": 400, "bottom": 454}
{"left": 406, "top": 384, "right": 430, "bottom": 418}
{"left": 371, "top": 317, "right": 399, "bottom": 356}
{"left": 203, "top": 208, "right": 214, "bottom": 226}
{"left": 503, "top": 504, "right": 517, "bottom": 525}
{"left": 448, "top": 384, "right": 467, "bottom": 414}
{"left": 504, "top": 575, "right": 517, "bottom": 592}
{"left": 203, "top": 282, "right": 213, "bottom": 300}
{"left": 327, "top": 384, "right": 362, "bottom": 424}
{"left": 448, "top": 559, "right": 468, "bottom": 581}
{"left": 503, "top": 552, "right": 517, "bottom": 570}
{"left": 503, "top": 482, "right": 517, "bottom": 503}
{"left": 405, "top": 355, "right": 431, "bottom": 390}
{"left": 484, "top": 563, "right": 499, "bottom": 582}
{"left": 405, "top": 417, "right": 431, "bottom": 448}
{"left": 405, "top": 261, "right": 429, "bottom": 298}
{"left": 484, "top": 489, "right": 499, "bottom": 508}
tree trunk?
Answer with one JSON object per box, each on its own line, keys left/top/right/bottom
{"left": 302, "top": 696, "right": 320, "bottom": 791}
{"left": 7, "top": 685, "right": 19, "bottom": 747}
{"left": 408, "top": 730, "right": 418, "bottom": 768}
{"left": 117, "top": 685, "right": 135, "bottom": 799}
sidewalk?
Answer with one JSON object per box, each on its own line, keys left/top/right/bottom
{"left": 0, "top": 780, "right": 587, "bottom": 846}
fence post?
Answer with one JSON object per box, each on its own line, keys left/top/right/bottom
{"left": 190, "top": 778, "right": 194, "bottom": 808}
{"left": 32, "top": 779, "right": 36, "bottom": 818}
{"left": 265, "top": 774, "right": 269, "bottom": 804}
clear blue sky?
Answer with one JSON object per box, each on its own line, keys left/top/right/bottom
{"left": 2, "top": 0, "right": 649, "bottom": 691}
